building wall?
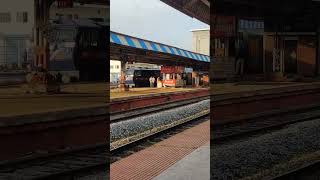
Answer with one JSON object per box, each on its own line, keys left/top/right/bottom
{"left": 110, "top": 60, "right": 121, "bottom": 83}
{"left": 263, "top": 35, "right": 317, "bottom": 77}
{"left": 0, "top": 0, "right": 34, "bottom": 36}
{"left": 297, "top": 36, "right": 316, "bottom": 76}
{"left": 0, "top": 0, "right": 34, "bottom": 68}
{"left": 191, "top": 29, "right": 209, "bottom": 56}
{"left": 0, "top": 1, "right": 107, "bottom": 68}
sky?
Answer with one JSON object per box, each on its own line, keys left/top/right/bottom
{"left": 110, "top": 0, "right": 209, "bottom": 51}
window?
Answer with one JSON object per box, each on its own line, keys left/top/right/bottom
{"left": 17, "top": 12, "right": 28, "bottom": 23}
{"left": 134, "top": 70, "right": 142, "bottom": 76}
{"left": 0, "top": 13, "right": 11, "bottom": 23}
{"left": 110, "top": 65, "right": 114, "bottom": 69}
{"left": 79, "top": 30, "right": 99, "bottom": 49}
{"left": 116, "top": 65, "right": 119, "bottom": 69}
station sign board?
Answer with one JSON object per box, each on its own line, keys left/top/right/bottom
{"left": 57, "top": 0, "right": 73, "bottom": 8}
{"left": 211, "top": 15, "right": 236, "bottom": 37}
{"left": 238, "top": 19, "right": 264, "bottom": 35}
{"left": 184, "top": 68, "right": 193, "bottom": 73}
{"left": 161, "top": 66, "right": 184, "bottom": 74}
{"left": 238, "top": 19, "right": 264, "bottom": 30}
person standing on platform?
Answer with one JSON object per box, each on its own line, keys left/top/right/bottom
{"left": 157, "top": 77, "right": 162, "bottom": 88}
{"left": 236, "top": 39, "right": 246, "bottom": 76}
{"left": 149, "top": 76, "right": 154, "bottom": 87}
{"left": 152, "top": 76, "right": 156, "bottom": 87}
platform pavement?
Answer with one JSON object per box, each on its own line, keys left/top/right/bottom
{"left": 0, "top": 83, "right": 106, "bottom": 116}
{"left": 110, "top": 87, "right": 206, "bottom": 99}
{"left": 153, "top": 142, "right": 210, "bottom": 180}
{"left": 110, "top": 120, "right": 209, "bottom": 180}
{"left": 211, "top": 82, "right": 311, "bottom": 95}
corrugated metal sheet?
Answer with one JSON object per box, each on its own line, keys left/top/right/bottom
{"left": 110, "top": 31, "right": 210, "bottom": 63}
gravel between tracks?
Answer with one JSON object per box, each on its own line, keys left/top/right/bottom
{"left": 110, "top": 99, "right": 210, "bottom": 142}
{"left": 211, "top": 118, "right": 320, "bottom": 180}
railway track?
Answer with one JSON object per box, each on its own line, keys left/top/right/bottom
{"left": 0, "top": 97, "right": 209, "bottom": 179}
{"left": 213, "top": 102, "right": 320, "bottom": 144}
{"left": 0, "top": 143, "right": 108, "bottom": 180}
{"left": 110, "top": 97, "right": 210, "bottom": 160}
{"left": 111, "top": 115, "right": 209, "bottom": 163}
{"left": 111, "top": 95, "right": 209, "bottom": 122}
{"left": 271, "top": 160, "right": 320, "bottom": 180}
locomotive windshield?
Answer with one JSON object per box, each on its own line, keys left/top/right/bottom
{"left": 48, "top": 19, "right": 107, "bottom": 81}
{"left": 49, "top": 27, "right": 77, "bottom": 73}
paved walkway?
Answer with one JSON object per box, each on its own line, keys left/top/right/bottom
{"left": 153, "top": 142, "right": 210, "bottom": 180}
{"left": 110, "top": 120, "right": 210, "bottom": 180}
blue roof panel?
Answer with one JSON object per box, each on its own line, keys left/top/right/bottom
{"left": 138, "top": 39, "right": 148, "bottom": 50}
{"left": 110, "top": 31, "right": 210, "bottom": 63}
{"left": 125, "top": 36, "right": 135, "bottom": 48}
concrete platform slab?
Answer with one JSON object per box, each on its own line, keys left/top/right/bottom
{"left": 211, "top": 82, "right": 315, "bottom": 95}
{"left": 110, "top": 88, "right": 209, "bottom": 113}
{"left": 153, "top": 143, "right": 210, "bottom": 180}
{"left": 212, "top": 81, "right": 320, "bottom": 125}
{"left": 0, "top": 83, "right": 106, "bottom": 116}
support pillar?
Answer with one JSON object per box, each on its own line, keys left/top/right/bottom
{"left": 192, "top": 71, "right": 199, "bottom": 87}
{"left": 317, "top": 24, "right": 320, "bottom": 76}
{"left": 271, "top": 31, "right": 285, "bottom": 81}
{"left": 119, "top": 60, "right": 128, "bottom": 91}
{"left": 33, "top": 0, "right": 53, "bottom": 70}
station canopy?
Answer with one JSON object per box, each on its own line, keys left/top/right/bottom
{"left": 160, "top": 0, "right": 210, "bottom": 24}
{"left": 110, "top": 31, "right": 210, "bottom": 63}
{"left": 212, "top": 0, "right": 320, "bottom": 19}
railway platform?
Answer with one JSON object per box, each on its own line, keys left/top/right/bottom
{"left": 153, "top": 143, "right": 210, "bottom": 180}
{"left": 211, "top": 81, "right": 308, "bottom": 95}
{"left": 212, "top": 82, "right": 320, "bottom": 125}
{"left": 110, "top": 119, "right": 210, "bottom": 180}
{"left": 111, "top": 87, "right": 207, "bottom": 99}
{"left": 0, "top": 82, "right": 106, "bottom": 116}
{"left": 0, "top": 82, "right": 107, "bottom": 161}
{"left": 110, "top": 87, "right": 209, "bottom": 113}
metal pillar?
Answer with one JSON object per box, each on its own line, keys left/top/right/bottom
{"left": 192, "top": 71, "right": 199, "bottom": 87}
{"left": 34, "top": 0, "right": 54, "bottom": 70}
{"left": 271, "top": 21, "right": 284, "bottom": 80}
{"left": 272, "top": 34, "right": 281, "bottom": 72}
{"left": 119, "top": 55, "right": 128, "bottom": 91}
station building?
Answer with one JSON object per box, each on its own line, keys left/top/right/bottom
{"left": 211, "top": 15, "right": 318, "bottom": 80}
{"left": 191, "top": 28, "right": 210, "bottom": 86}
{"left": 110, "top": 60, "right": 121, "bottom": 83}
{"left": 191, "top": 28, "right": 210, "bottom": 56}
{"left": 0, "top": 0, "right": 107, "bottom": 70}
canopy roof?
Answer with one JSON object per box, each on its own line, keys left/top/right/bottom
{"left": 160, "top": 0, "right": 210, "bottom": 24}
{"left": 110, "top": 31, "right": 210, "bottom": 63}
